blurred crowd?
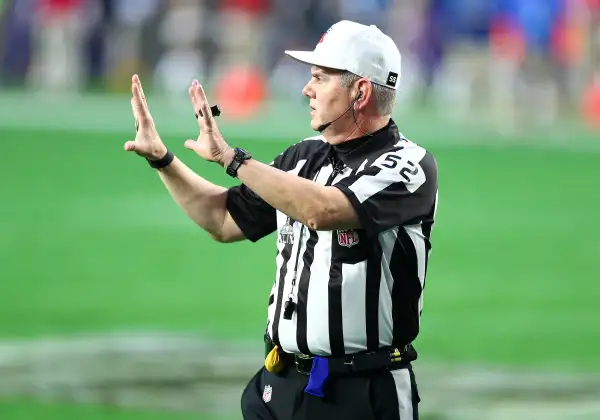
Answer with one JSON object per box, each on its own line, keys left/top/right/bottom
{"left": 2, "top": 0, "right": 600, "bottom": 128}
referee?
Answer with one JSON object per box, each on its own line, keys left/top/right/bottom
{"left": 126, "top": 20, "right": 438, "bottom": 420}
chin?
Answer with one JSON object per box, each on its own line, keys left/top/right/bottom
{"left": 309, "top": 119, "right": 321, "bottom": 132}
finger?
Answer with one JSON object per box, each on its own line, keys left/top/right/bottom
{"left": 184, "top": 139, "right": 200, "bottom": 152}
{"left": 132, "top": 74, "right": 151, "bottom": 115}
{"left": 189, "top": 80, "right": 205, "bottom": 123}
{"left": 131, "top": 83, "right": 151, "bottom": 127}
{"left": 131, "top": 97, "right": 141, "bottom": 124}
{"left": 183, "top": 140, "right": 202, "bottom": 156}
{"left": 133, "top": 74, "right": 144, "bottom": 97}
{"left": 194, "top": 105, "right": 222, "bottom": 119}
{"left": 189, "top": 83, "right": 216, "bottom": 118}
{"left": 124, "top": 140, "right": 137, "bottom": 152}
{"left": 190, "top": 81, "right": 213, "bottom": 128}
{"left": 195, "top": 83, "right": 213, "bottom": 127}
{"left": 189, "top": 83, "right": 199, "bottom": 119}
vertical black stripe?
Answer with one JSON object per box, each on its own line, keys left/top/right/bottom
{"left": 390, "top": 229, "right": 420, "bottom": 349}
{"left": 271, "top": 243, "right": 292, "bottom": 346}
{"left": 421, "top": 225, "right": 432, "bottom": 303}
{"left": 365, "top": 239, "right": 382, "bottom": 350}
{"left": 369, "top": 370, "right": 401, "bottom": 420}
{"left": 296, "top": 229, "right": 319, "bottom": 355}
{"left": 328, "top": 259, "right": 344, "bottom": 356}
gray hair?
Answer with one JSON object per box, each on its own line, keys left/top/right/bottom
{"left": 339, "top": 71, "right": 397, "bottom": 116}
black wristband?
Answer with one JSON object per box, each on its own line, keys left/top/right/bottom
{"left": 147, "top": 151, "right": 174, "bottom": 169}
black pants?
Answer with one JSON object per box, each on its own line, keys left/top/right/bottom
{"left": 241, "top": 363, "right": 420, "bottom": 420}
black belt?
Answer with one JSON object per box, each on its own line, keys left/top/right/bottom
{"left": 265, "top": 336, "right": 416, "bottom": 376}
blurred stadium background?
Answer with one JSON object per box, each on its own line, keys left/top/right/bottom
{"left": 1, "top": 0, "right": 600, "bottom": 419}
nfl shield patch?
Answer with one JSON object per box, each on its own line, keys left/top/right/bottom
{"left": 263, "top": 384, "right": 272, "bottom": 403}
{"left": 337, "top": 229, "right": 359, "bottom": 248}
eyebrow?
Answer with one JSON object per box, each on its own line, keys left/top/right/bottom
{"left": 311, "top": 67, "right": 335, "bottom": 78}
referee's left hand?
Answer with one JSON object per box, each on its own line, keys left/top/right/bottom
{"left": 184, "top": 80, "right": 231, "bottom": 166}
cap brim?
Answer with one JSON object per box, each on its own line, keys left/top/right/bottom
{"left": 284, "top": 50, "right": 345, "bottom": 71}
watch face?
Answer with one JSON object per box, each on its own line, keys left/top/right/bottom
{"left": 236, "top": 148, "right": 251, "bottom": 159}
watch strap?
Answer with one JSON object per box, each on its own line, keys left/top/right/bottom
{"left": 226, "top": 148, "right": 252, "bottom": 178}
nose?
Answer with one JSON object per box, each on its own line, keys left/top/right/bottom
{"left": 302, "top": 82, "right": 315, "bottom": 99}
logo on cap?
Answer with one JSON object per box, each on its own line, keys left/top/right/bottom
{"left": 317, "top": 27, "right": 333, "bottom": 44}
{"left": 386, "top": 71, "right": 398, "bottom": 87}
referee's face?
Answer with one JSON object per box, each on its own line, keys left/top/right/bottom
{"left": 303, "top": 66, "right": 354, "bottom": 139}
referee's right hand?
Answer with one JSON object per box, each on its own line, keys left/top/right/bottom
{"left": 124, "top": 74, "right": 168, "bottom": 161}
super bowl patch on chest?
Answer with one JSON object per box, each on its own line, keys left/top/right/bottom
{"left": 278, "top": 219, "right": 294, "bottom": 245}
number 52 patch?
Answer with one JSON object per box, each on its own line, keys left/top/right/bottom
{"left": 369, "top": 146, "right": 427, "bottom": 193}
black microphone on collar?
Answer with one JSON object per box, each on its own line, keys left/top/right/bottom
{"left": 317, "top": 91, "right": 362, "bottom": 132}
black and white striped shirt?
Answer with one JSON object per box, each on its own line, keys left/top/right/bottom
{"left": 227, "top": 120, "right": 438, "bottom": 357}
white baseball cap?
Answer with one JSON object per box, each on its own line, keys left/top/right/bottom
{"left": 285, "top": 20, "right": 402, "bottom": 90}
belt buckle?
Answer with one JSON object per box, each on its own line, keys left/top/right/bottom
{"left": 294, "top": 354, "right": 312, "bottom": 375}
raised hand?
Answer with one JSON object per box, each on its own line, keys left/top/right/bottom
{"left": 184, "top": 80, "right": 231, "bottom": 165}
{"left": 124, "top": 75, "right": 167, "bottom": 161}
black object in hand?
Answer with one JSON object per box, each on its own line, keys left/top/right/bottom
{"left": 137, "top": 105, "right": 222, "bottom": 133}
{"left": 196, "top": 105, "right": 222, "bottom": 119}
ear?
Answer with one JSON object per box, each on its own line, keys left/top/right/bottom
{"left": 354, "top": 79, "right": 372, "bottom": 111}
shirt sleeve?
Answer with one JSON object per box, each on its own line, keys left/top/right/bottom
{"left": 225, "top": 152, "right": 285, "bottom": 242}
{"left": 334, "top": 150, "right": 438, "bottom": 236}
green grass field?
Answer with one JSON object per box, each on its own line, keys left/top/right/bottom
{"left": 2, "top": 126, "right": 598, "bottom": 367}
{"left": 0, "top": 400, "right": 237, "bottom": 420}
{"left": 1, "top": 124, "right": 599, "bottom": 418}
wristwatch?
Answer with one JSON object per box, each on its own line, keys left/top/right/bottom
{"left": 226, "top": 148, "right": 252, "bottom": 178}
